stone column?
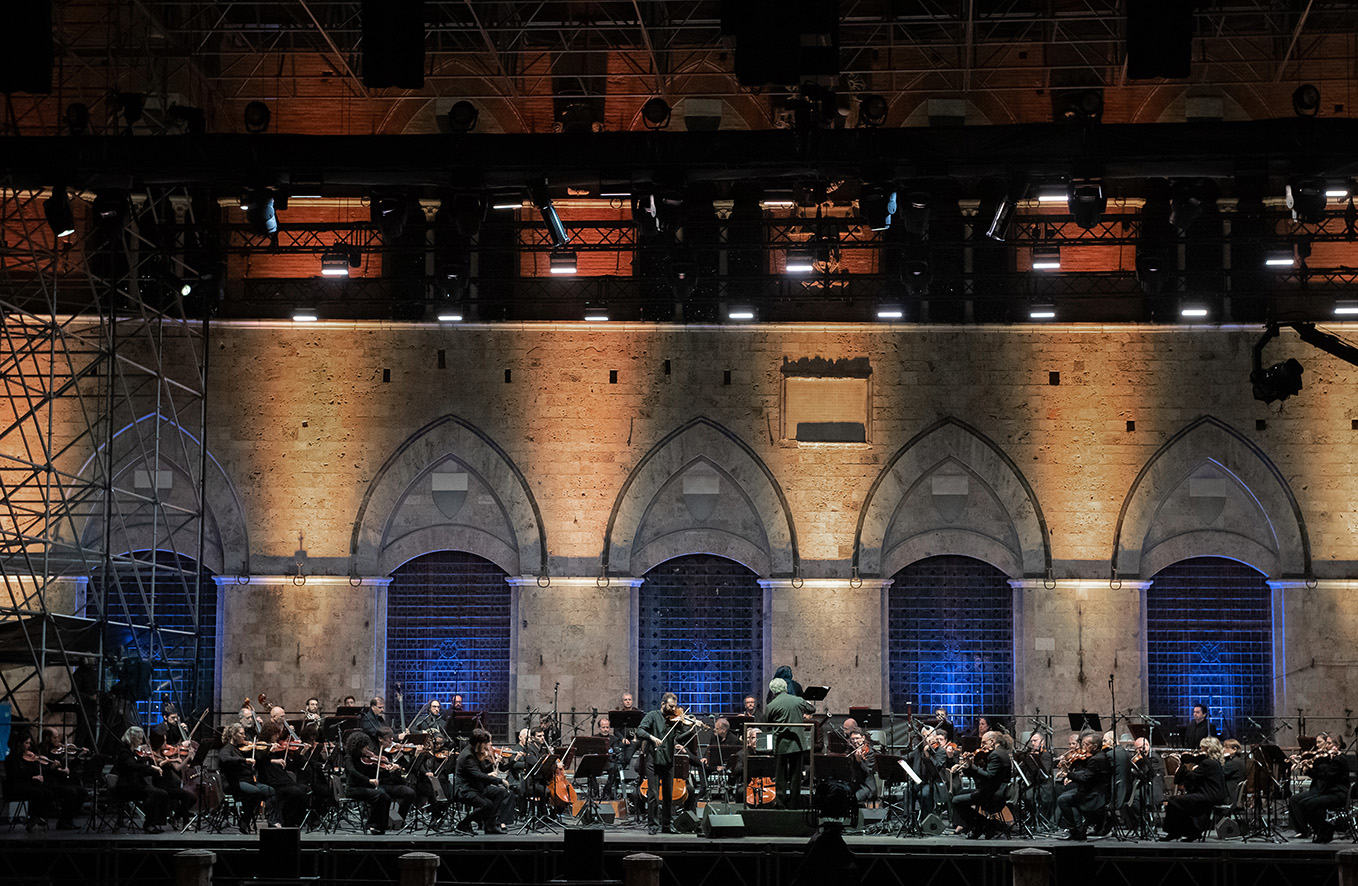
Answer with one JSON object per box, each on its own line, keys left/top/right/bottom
{"left": 623, "top": 852, "right": 663, "bottom": 886}
{"left": 1009, "top": 848, "right": 1051, "bottom": 886}
{"left": 760, "top": 578, "right": 892, "bottom": 709}
{"left": 398, "top": 851, "right": 440, "bottom": 886}
{"left": 1269, "top": 580, "right": 1358, "bottom": 720}
{"left": 217, "top": 575, "right": 391, "bottom": 710}
{"left": 508, "top": 576, "right": 642, "bottom": 725}
{"left": 173, "top": 849, "right": 216, "bottom": 886}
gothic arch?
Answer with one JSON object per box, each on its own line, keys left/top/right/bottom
{"left": 71, "top": 413, "right": 249, "bottom": 576}
{"left": 603, "top": 417, "right": 797, "bottom": 578}
{"left": 1112, "top": 416, "right": 1309, "bottom": 579}
{"left": 854, "top": 417, "right": 1050, "bottom": 579}
{"left": 350, "top": 415, "right": 546, "bottom": 577}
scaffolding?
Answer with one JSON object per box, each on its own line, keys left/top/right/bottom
{"left": 0, "top": 182, "right": 219, "bottom": 749}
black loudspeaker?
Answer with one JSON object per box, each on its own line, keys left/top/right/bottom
{"left": 1216, "top": 818, "right": 1241, "bottom": 840}
{"left": 259, "top": 826, "right": 300, "bottom": 879}
{"left": 919, "top": 813, "right": 945, "bottom": 836}
{"left": 674, "top": 809, "right": 702, "bottom": 833}
{"left": 0, "top": 3, "right": 53, "bottom": 95}
{"left": 361, "top": 0, "right": 425, "bottom": 89}
{"left": 1127, "top": 0, "right": 1192, "bottom": 80}
{"left": 702, "top": 809, "right": 746, "bottom": 838}
{"left": 562, "top": 828, "right": 604, "bottom": 881}
{"left": 737, "top": 808, "right": 816, "bottom": 837}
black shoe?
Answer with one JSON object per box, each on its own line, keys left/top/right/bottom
{"left": 1158, "top": 834, "right": 1177, "bottom": 842}
{"left": 1068, "top": 828, "right": 1086, "bottom": 842}
{"left": 366, "top": 827, "right": 386, "bottom": 835}
{"left": 144, "top": 825, "right": 164, "bottom": 835}
{"left": 457, "top": 819, "right": 476, "bottom": 834}
{"left": 488, "top": 824, "right": 508, "bottom": 835}
{"left": 238, "top": 821, "right": 252, "bottom": 835}
{"left": 1315, "top": 829, "right": 1335, "bottom": 844}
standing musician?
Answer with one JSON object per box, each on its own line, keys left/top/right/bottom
{"left": 455, "top": 727, "right": 514, "bottom": 834}
{"left": 636, "top": 692, "right": 700, "bottom": 834}
{"left": 113, "top": 726, "right": 174, "bottom": 834}
{"left": 257, "top": 721, "right": 311, "bottom": 827}
{"left": 764, "top": 677, "right": 815, "bottom": 810}
{"left": 1055, "top": 731, "right": 1111, "bottom": 841}
{"left": 1289, "top": 732, "right": 1350, "bottom": 843}
{"left": 1162, "top": 736, "right": 1227, "bottom": 841}
{"left": 358, "top": 696, "right": 388, "bottom": 739}
{"left": 36, "top": 727, "right": 88, "bottom": 830}
{"left": 1183, "top": 703, "right": 1217, "bottom": 748}
{"left": 219, "top": 723, "right": 277, "bottom": 833}
{"left": 342, "top": 730, "right": 396, "bottom": 835}
{"left": 911, "top": 726, "right": 953, "bottom": 815}
{"left": 846, "top": 729, "right": 878, "bottom": 807}
{"left": 950, "top": 731, "right": 1014, "bottom": 838}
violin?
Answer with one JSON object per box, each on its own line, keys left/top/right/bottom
{"left": 362, "top": 747, "right": 404, "bottom": 773}
{"left": 22, "top": 749, "right": 56, "bottom": 766}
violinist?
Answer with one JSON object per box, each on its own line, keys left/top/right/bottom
{"left": 358, "top": 696, "right": 388, "bottom": 739}
{"left": 1017, "top": 731, "right": 1054, "bottom": 816}
{"left": 1288, "top": 732, "right": 1349, "bottom": 843}
{"left": 4, "top": 731, "right": 63, "bottom": 831}
{"left": 1221, "top": 738, "right": 1247, "bottom": 807}
{"left": 1056, "top": 731, "right": 1111, "bottom": 841}
{"left": 1128, "top": 737, "right": 1165, "bottom": 821}
{"left": 112, "top": 726, "right": 172, "bottom": 834}
{"left": 846, "top": 729, "right": 877, "bottom": 807}
{"left": 764, "top": 677, "right": 815, "bottom": 811}
{"left": 636, "top": 691, "right": 700, "bottom": 834}
{"left": 408, "top": 732, "right": 453, "bottom": 815}
{"left": 373, "top": 727, "right": 417, "bottom": 824}
{"left": 406, "top": 698, "right": 449, "bottom": 740}
{"left": 303, "top": 696, "right": 323, "bottom": 726}
{"left": 932, "top": 707, "right": 956, "bottom": 743}
{"left": 36, "top": 727, "right": 88, "bottom": 830}
{"left": 151, "top": 703, "right": 186, "bottom": 744}
{"left": 342, "top": 729, "right": 395, "bottom": 835}
{"left": 145, "top": 728, "right": 197, "bottom": 828}
{"left": 256, "top": 721, "right": 311, "bottom": 827}
{"left": 1162, "top": 736, "right": 1227, "bottom": 841}
{"left": 219, "top": 723, "right": 276, "bottom": 833}
{"left": 950, "top": 731, "right": 1013, "bottom": 838}
{"left": 455, "top": 728, "right": 513, "bottom": 834}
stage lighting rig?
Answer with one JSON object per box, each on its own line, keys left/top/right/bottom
{"left": 641, "top": 97, "right": 671, "bottom": 130}
{"left": 1286, "top": 176, "right": 1327, "bottom": 223}
{"left": 43, "top": 186, "right": 75, "bottom": 238}
{"left": 859, "top": 183, "right": 897, "bottom": 232}
{"left": 1068, "top": 177, "right": 1106, "bottom": 229}
{"left": 530, "top": 179, "right": 570, "bottom": 248}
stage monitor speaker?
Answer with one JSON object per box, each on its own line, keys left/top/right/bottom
{"left": 920, "top": 813, "right": 945, "bottom": 836}
{"left": 259, "top": 826, "right": 300, "bottom": 879}
{"left": 1127, "top": 0, "right": 1192, "bottom": 80}
{"left": 562, "top": 827, "right": 604, "bottom": 881}
{"left": 1216, "top": 818, "right": 1241, "bottom": 840}
{"left": 361, "top": 0, "right": 425, "bottom": 89}
{"left": 737, "top": 808, "right": 816, "bottom": 837}
{"left": 0, "top": 4, "right": 53, "bottom": 95}
{"left": 674, "top": 809, "right": 701, "bottom": 833}
{"left": 702, "top": 808, "right": 746, "bottom": 838}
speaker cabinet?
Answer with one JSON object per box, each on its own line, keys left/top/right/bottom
{"left": 701, "top": 808, "right": 747, "bottom": 838}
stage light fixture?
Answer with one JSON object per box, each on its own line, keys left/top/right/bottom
{"left": 446, "top": 100, "right": 479, "bottom": 132}
{"left": 1292, "top": 84, "right": 1320, "bottom": 117}
{"left": 490, "top": 189, "right": 523, "bottom": 210}
{"left": 1251, "top": 358, "right": 1304, "bottom": 404}
{"left": 241, "top": 189, "right": 277, "bottom": 235}
{"left": 371, "top": 193, "right": 410, "bottom": 241}
{"left": 243, "top": 101, "right": 271, "bottom": 133}
{"left": 1169, "top": 178, "right": 1214, "bottom": 234}
{"left": 1031, "top": 246, "right": 1061, "bottom": 270}
{"left": 857, "top": 94, "right": 889, "bottom": 127}
{"left": 1029, "top": 304, "right": 1057, "bottom": 321}
{"left": 876, "top": 304, "right": 904, "bottom": 320}
{"left": 1180, "top": 302, "right": 1209, "bottom": 319}
{"left": 549, "top": 250, "right": 578, "bottom": 275}
{"left": 64, "top": 103, "right": 90, "bottom": 136}
{"left": 785, "top": 246, "right": 815, "bottom": 273}
{"left": 760, "top": 190, "right": 795, "bottom": 209}
{"left": 436, "top": 307, "right": 464, "bottom": 322}
{"left": 321, "top": 247, "right": 360, "bottom": 277}
{"left": 1334, "top": 300, "right": 1358, "bottom": 316}
{"left": 1325, "top": 186, "right": 1349, "bottom": 199}
{"left": 727, "top": 306, "right": 756, "bottom": 321}
{"left": 530, "top": 179, "right": 571, "bottom": 248}
{"left": 900, "top": 191, "right": 930, "bottom": 238}
{"left": 583, "top": 304, "right": 609, "bottom": 322}
{"left": 1036, "top": 185, "right": 1067, "bottom": 204}
{"left": 982, "top": 196, "right": 1016, "bottom": 241}
{"left": 641, "top": 97, "right": 671, "bottom": 130}
{"left": 1136, "top": 181, "right": 1175, "bottom": 294}
{"left": 1287, "top": 176, "right": 1327, "bottom": 223}
{"left": 1067, "top": 178, "right": 1106, "bottom": 229}
{"left": 859, "top": 183, "right": 897, "bottom": 232}
{"left": 91, "top": 191, "right": 128, "bottom": 230}
{"left": 43, "top": 187, "right": 75, "bottom": 238}
{"left": 292, "top": 308, "right": 318, "bottom": 322}
{"left": 1263, "top": 246, "right": 1296, "bottom": 268}
{"left": 166, "top": 103, "right": 206, "bottom": 135}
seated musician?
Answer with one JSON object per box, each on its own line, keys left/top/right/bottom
{"left": 700, "top": 718, "right": 736, "bottom": 797}
{"left": 112, "top": 726, "right": 178, "bottom": 833}
{"left": 373, "top": 726, "right": 417, "bottom": 823}
{"left": 239, "top": 701, "right": 264, "bottom": 740}
{"left": 358, "top": 696, "right": 388, "bottom": 739}
{"left": 151, "top": 703, "right": 187, "bottom": 744}
{"left": 950, "top": 730, "right": 1013, "bottom": 837}
{"left": 1056, "top": 731, "right": 1111, "bottom": 841}
{"left": 256, "top": 721, "right": 311, "bottom": 826}
{"left": 742, "top": 696, "right": 760, "bottom": 721}
{"left": 1128, "top": 737, "right": 1165, "bottom": 821}
{"left": 1289, "top": 731, "right": 1350, "bottom": 843}
{"left": 595, "top": 717, "right": 623, "bottom": 800}
{"left": 846, "top": 729, "right": 877, "bottom": 807}
{"left": 406, "top": 699, "right": 449, "bottom": 740}
{"left": 408, "top": 733, "right": 453, "bottom": 814}
{"left": 455, "top": 727, "right": 513, "bottom": 834}
{"left": 1103, "top": 730, "right": 1133, "bottom": 830}
{"left": 303, "top": 697, "right": 324, "bottom": 730}
{"left": 219, "top": 723, "right": 277, "bottom": 833}
{"left": 1018, "top": 731, "right": 1054, "bottom": 814}
{"left": 1221, "top": 738, "right": 1247, "bottom": 807}
{"left": 5, "top": 730, "right": 64, "bottom": 831}
{"left": 1162, "top": 736, "right": 1227, "bottom": 841}
{"left": 341, "top": 729, "right": 395, "bottom": 834}
{"left": 36, "top": 727, "right": 87, "bottom": 830}
{"left": 911, "top": 726, "right": 952, "bottom": 815}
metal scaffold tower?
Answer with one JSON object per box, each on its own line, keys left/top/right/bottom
{"left": 0, "top": 181, "right": 220, "bottom": 749}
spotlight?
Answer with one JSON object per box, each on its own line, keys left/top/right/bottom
{"left": 859, "top": 183, "right": 897, "bottom": 232}
{"left": 1137, "top": 180, "right": 1174, "bottom": 294}
{"left": 166, "top": 104, "right": 206, "bottom": 135}
{"left": 490, "top": 189, "right": 523, "bottom": 211}
{"left": 43, "top": 187, "right": 75, "bottom": 238}
{"left": 1286, "top": 176, "right": 1327, "bottom": 223}
{"left": 292, "top": 308, "right": 318, "bottom": 322}
{"left": 530, "top": 179, "right": 570, "bottom": 248}
{"left": 241, "top": 189, "right": 277, "bottom": 235}
{"left": 583, "top": 304, "right": 609, "bottom": 321}
{"left": 371, "top": 193, "right": 409, "bottom": 241}
{"left": 1334, "top": 300, "right": 1358, "bottom": 316}
{"left": 1029, "top": 303, "right": 1057, "bottom": 320}
{"left": 641, "top": 97, "right": 671, "bottom": 130}
{"left": 446, "top": 100, "right": 479, "bottom": 132}
{"left": 114, "top": 93, "right": 146, "bottom": 128}
{"left": 1263, "top": 246, "right": 1295, "bottom": 268}
{"left": 857, "top": 94, "right": 889, "bottom": 127}
{"left": 549, "top": 250, "right": 577, "bottom": 275}
{"left": 1325, "top": 186, "right": 1349, "bottom": 200}
{"left": 1036, "top": 185, "right": 1067, "bottom": 204}
{"left": 785, "top": 246, "right": 815, "bottom": 273}
{"left": 64, "top": 103, "right": 89, "bottom": 136}
{"left": 1180, "top": 302, "right": 1209, "bottom": 319}
{"left": 1169, "top": 178, "right": 1215, "bottom": 234}
{"left": 900, "top": 192, "right": 930, "bottom": 238}
{"left": 1292, "top": 84, "right": 1320, "bottom": 117}
{"left": 1067, "top": 177, "right": 1106, "bottom": 229}
{"left": 982, "top": 197, "right": 1016, "bottom": 241}
{"left": 321, "top": 247, "right": 360, "bottom": 277}
{"left": 1031, "top": 246, "right": 1060, "bottom": 270}
{"left": 727, "top": 306, "right": 755, "bottom": 321}
{"left": 1251, "top": 358, "right": 1304, "bottom": 404}
{"left": 760, "top": 190, "right": 795, "bottom": 209}
{"left": 91, "top": 191, "right": 128, "bottom": 230}
{"left": 243, "top": 101, "right": 271, "bottom": 133}
{"left": 876, "top": 304, "right": 904, "bottom": 320}
{"left": 975, "top": 178, "right": 1017, "bottom": 242}
{"left": 1059, "top": 89, "right": 1104, "bottom": 124}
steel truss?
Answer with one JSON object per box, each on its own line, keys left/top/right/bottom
{"left": 0, "top": 180, "right": 215, "bottom": 748}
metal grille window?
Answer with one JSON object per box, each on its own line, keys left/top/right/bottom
{"left": 1147, "top": 557, "right": 1273, "bottom": 741}
{"left": 888, "top": 555, "right": 1014, "bottom": 730}
{"left": 639, "top": 554, "right": 763, "bottom": 714}
{"left": 92, "top": 552, "right": 217, "bottom": 729}
{"left": 386, "top": 551, "right": 511, "bottom": 739}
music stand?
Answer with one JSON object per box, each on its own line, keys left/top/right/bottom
{"left": 184, "top": 734, "right": 224, "bottom": 833}
{"left": 573, "top": 754, "right": 609, "bottom": 826}
{"left": 849, "top": 707, "right": 883, "bottom": 729}
{"left": 608, "top": 710, "right": 644, "bottom": 730}
{"left": 743, "top": 755, "right": 777, "bottom": 807}
{"left": 1127, "top": 723, "right": 1166, "bottom": 745}
{"left": 517, "top": 752, "right": 562, "bottom": 833}
{"left": 451, "top": 713, "right": 481, "bottom": 738}
{"left": 723, "top": 714, "right": 752, "bottom": 737}
{"left": 802, "top": 685, "right": 830, "bottom": 703}
{"left": 871, "top": 753, "right": 921, "bottom": 837}
{"left": 1067, "top": 712, "right": 1102, "bottom": 733}
{"left": 813, "top": 754, "right": 859, "bottom": 823}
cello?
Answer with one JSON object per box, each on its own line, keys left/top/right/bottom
{"left": 547, "top": 736, "right": 579, "bottom": 811}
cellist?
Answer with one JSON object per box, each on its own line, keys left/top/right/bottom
{"left": 635, "top": 692, "right": 699, "bottom": 835}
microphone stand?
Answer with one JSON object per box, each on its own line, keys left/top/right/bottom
{"left": 1106, "top": 674, "right": 1130, "bottom": 841}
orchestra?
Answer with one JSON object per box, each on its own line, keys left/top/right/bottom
{"left": 2, "top": 687, "right": 1355, "bottom": 846}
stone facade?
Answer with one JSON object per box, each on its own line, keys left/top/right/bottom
{"left": 18, "top": 320, "right": 1358, "bottom": 727}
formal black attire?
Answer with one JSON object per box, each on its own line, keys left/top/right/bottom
{"left": 342, "top": 742, "right": 393, "bottom": 832}
{"left": 1017, "top": 747, "right": 1055, "bottom": 818}
{"left": 765, "top": 691, "right": 815, "bottom": 809}
{"left": 1222, "top": 751, "right": 1247, "bottom": 808}
{"left": 406, "top": 709, "right": 448, "bottom": 740}
{"left": 1289, "top": 753, "right": 1350, "bottom": 840}
{"left": 219, "top": 742, "right": 275, "bottom": 829}
{"left": 35, "top": 746, "right": 87, "bottom": 828}
{"left": 111, "top": 746, "right": 170, "bottom": 827}
{"left": 1129, "top": 749, "right": 1165, "bottom": 821}
{"left": 409, "top": 749, "right": 452, "bottom": 811}
{"left": 256, "top": 749, "right": 310, "bottom": 826}
{"left": 1056, "top": 749, "right": 1112, "bottom": 838}
{"left": 911, "top": 741, "right": 952, "bottom": 814}
{"left": 376, "top": 750, "right": 417, "bottom": 821}
{"left": 848, "top": 743, "right": 878, "bottom": 806}
{"left": 951, "top": 747, "right": 1014, "bottom": 834}
{"left": 1163, "top": 756, "right": 1227, "bottom": 840}
{"left": 455, "top": 748, "right": 513, "bottom": 832}
{"left": 636, "top": 709, "right": 697, "bottom": 830}
{"left": 1183, "top": 718, "right": 1216, "bottom": 748}
{"left": 4, "top": 750, "right": 63, "bottom": 827}
{"left": 357, "top": 707, "right": 387, "bottom": 740}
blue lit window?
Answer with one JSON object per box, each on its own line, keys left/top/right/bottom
{"left": 639, "top": 554, "right": 763, "bottom": 715}
{"left": 386, "top": 551, "right": 511, "bottom": 739}
{"left": 92, "top": 551, "right": 217, "bottom": 729}
{"left": 888, "top": 555, "right": 1013, "bottom": 731}
{"left": 1147, "top": 557, "right": 1272, "bottom": 741}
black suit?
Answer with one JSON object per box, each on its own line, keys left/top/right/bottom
{"left": 951, "top": 747, "right": 1013, "bottom": 833}
{"left": 357, "top": 707, "right": 387, "bottom": 739}
{"left": 1290, "top": 754, "right": 1350, "bottom": 839}
{"left": 1164, "top": 757, "right": 1226, "bottom": 839}
{"left": 1057, "top": 750, "right": 1112, "bottom": 835}
{"left": 455, "top": 748, "right": 513, "bottom": 830}
{"left": 1183, "top": 718, "right": 1216, "bottom": 748}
